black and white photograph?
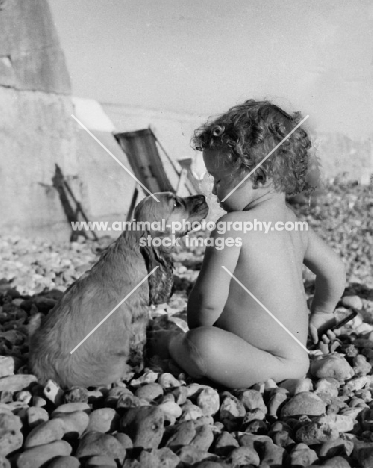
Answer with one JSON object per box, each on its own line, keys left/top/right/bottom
{"left": 0, "top": 1, "right": 372, "bottom": 466}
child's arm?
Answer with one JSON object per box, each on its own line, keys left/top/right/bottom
{"left": 187, "top": 215, "right": 242, "bottom": 329}
{"left": 303, "top": 228, "right": 346, "bottom": 342}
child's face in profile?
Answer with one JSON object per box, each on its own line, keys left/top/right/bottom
{"left": 203, "top": 148, "right": 254, "bottom": 212}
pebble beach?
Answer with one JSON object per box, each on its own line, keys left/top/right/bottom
{"left": 0, "top": 182, "right": 372, "bottom": 468}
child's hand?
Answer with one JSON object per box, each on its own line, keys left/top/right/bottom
{"left": 309, "top": 311, "right": 338, "bottom": 345}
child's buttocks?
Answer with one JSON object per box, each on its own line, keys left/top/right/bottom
{"left": 214, "top": 206, "right": 309, "bottom": 359}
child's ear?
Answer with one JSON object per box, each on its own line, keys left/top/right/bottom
{"left": 254, "top": 167, "right": 267, "bottom": 187}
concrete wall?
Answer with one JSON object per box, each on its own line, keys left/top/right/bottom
{"left": 0, "top": 87, "right": 77, "bottom": 239}
{"left": 0, "top": 0, "right": 77, "bottom": 240}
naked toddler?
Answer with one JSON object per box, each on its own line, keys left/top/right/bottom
{"left": 167, "top": 100, "right": 346, "bottom": 388}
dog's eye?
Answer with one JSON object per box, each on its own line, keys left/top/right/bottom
{"left": 173, "top": 200, "right": 180, "bottom": 207}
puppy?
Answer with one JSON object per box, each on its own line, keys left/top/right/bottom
{"left": 29, "top": 193, "right": 208, "bottom": 388}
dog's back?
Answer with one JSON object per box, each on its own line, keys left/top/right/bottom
{"left": 29, "top": 233, "right": 150, "bottom": 388}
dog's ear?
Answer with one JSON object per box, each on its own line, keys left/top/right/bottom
{"left": 140, "top": 243, "right": 174, "bottom": 305}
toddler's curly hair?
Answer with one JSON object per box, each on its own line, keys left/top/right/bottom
{"left": 192, "top": 99, "right": 316, "bottom": 195}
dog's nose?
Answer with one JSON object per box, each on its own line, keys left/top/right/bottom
{"left": 196, "top": 194, "right": 206, "bottom": 202}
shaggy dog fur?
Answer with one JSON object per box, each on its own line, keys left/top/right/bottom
{"left": 29, "top": 192, "right": 208, "bottom": 388}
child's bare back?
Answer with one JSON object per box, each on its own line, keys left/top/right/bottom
{"left": 214, "top": 203, "right": 309, "bottom": 361}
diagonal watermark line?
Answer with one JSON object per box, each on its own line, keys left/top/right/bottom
{"left": 70, "top": 266, "right": 159, "bottom": 354}
{"left": 222, "top": 266, "right": 309, "bottom": 354}
{"left": 71, "top": 115, "right": 159, "bottom": 202}
{"left": 221, "top": 115, "right": 309, "bottom": 202}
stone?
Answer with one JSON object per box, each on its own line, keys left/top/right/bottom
{"left": 288, "top": 443, "right": 318, "bottom": 466}
{"left": 321, "top": 456, "right": 351, "bottom": 467}
{"left": 158, "top": 373, "right": 181, "bottom": 389}
{"left": 0, "top": 374, "right": 37, "bottom": 392}
{"left": 135, "top": 383, "right": 163, "bottom": 402}
{"left": 260, "top": 438, "right": 285, "bottom": 467}
{"left": 344, "top": 344, "right": 359, "bottom": 358}
{"left": 0, "top": 412, "right": 23, "bottom": 456}
{"left": 32, "top": 396, "right": 47, "bottom": 408}
{"left": 238, "top": 433, "right": 271, "bottom": 452}
{"left": 239, "top": 389, "right": 267, "bottom": 414}
{"left": 44, "top": 380, "right": 63, "bottom": 405}
{"left": 176, "top": 446, "right": 209, "bottom": 465}
{"left": 196, "top": 416, "right": 215, "bottom": 428}
{"left": 358, "top": 407, "right": 373, "bottom": 430}
{"left": 52, "top": 403, "right": 91, "bottom": 416}
{"left": 16, "top": 391, "right": 32, "bottom": 405}
{"left": 295, "top": 421, "right": 339, "bottom": 445}
{"left": 315, "top": 379, "right": 340, "bottom": 398}
{"left": 158, "top": 401, "right": 182, "bottom": 425}
{"left": 197, "top": 387, "right": 220, "bottom": 416}
{"left": 279, "top": 378, "right": 313, "bottom": 395}
{"left": 130, "top": 370, "right": 158, "bottom": 387}
{"left": 16, "top": 441, "right": 72, "bottom": 468}
{"left": 63, "top": 386, "right": 89, "bottom": 404}
{"left": 120, "top": 406, "right": 164, "bottom": 449}
{"left": 352, "top": 354, "right": 372, "bottom": 377}
{"left": 75, "top": 432, "right": 126, "bottom": 463}
{"left": 341, "top": 295, "right": 363, "bottom": 310}
{"left": 46, "top": 456, "right": 80, "bottom": 468}
{"left": 180, "top": 399, "right": 203, "bottom": 421}
{"left": 166, "top": 420, "right": 196, "bottom": 449}
{"left": 116, "top": 393, "right": 147, "bottom": 410}
{"left": 318, "top": 415, "right": 355, "bottom": 433}
{"left": 310, "top": 355, "right": 354, "bottom": 381}
{"left": 356, "top": 446, "right": 373, "bottom": 468}
{"left": 85, "top": 455, "right": 117, "bottom": 467}
{"left": 27, "top": 406, "right": 49, "bottom": 429}
{"left": 159, "top": 393, "right": 175, "bottom": 404}
{"left": 219, "top": 394, "right": 246, "bottom": 431}
{"left": 229, "top": 446, "right": 260, "bottom": 466}
{"left": 343, "top": 376, "right": 370, "bottom": 396}
{"left": 122, "top": 450, "right": 157, "bottom": 468}
{"left": 264, "top": 378, "right": 278, "bottom": 390}
{"left": 186, "top": 383, "right": 209, "bottom": 398}
{"left": 190, "top": 424, "right": 214, "bottom": 452}
{"left": 114, "top": 432, "right": 133, "bottom": 449}
{"left": 0, "top": 456, "right": 10, "bottom": 468}
{"left": 213, "top": 431, "right": 239, "bottom": 456}
{"left": 268, "top": 388, "right": 289, "bottom": 418}
{"left": 271, "top": 430, "right": 294, "bottom": 448}
{"left": 327, "top": 397, "right": 347, "bottom": 415}
{"left": 106, "top": 387, "right": 132, "bottom": 407}
{"left": 0, "top": 357, "right": 14, "bottom": 378}
{"left": 172, "top": 386, "right": 188, "bottom": 405}
{"left": 156, "top": 447, "right": 179, "bottom": 468}
{"left": 242, "top": 407, "right": 266, "bottom": 424}
{"left": 190, "top": 463, "right": 224, "bottom": 468}
{"left": 269, "top": 421, "right": 291, "bottom": 434}
{"left": 243, "top": 419, "right": 268, "bottom": 434}
{"left": 280, "top": 392, "right": 326, "bottom": 417}
{"left": 86, "top": 408, "right": 119, "bottom": 433}
{"left": 53, "top": 411, "right": 90, "bottom": 438}
{"left": 319, "top": 438, "right": 354, "bottom": 457}
{"left": 87, "top": 390, "right": 104, "bottom": 405}
{"left": 341, "top": 407, "right": 364, "bottom": 420}
{"left": 24, "top": 419, "right": 65, "bottom": 448}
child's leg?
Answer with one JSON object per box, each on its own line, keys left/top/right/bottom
{"left": 169, "top": 325, "right": 309, "bottom": 388}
